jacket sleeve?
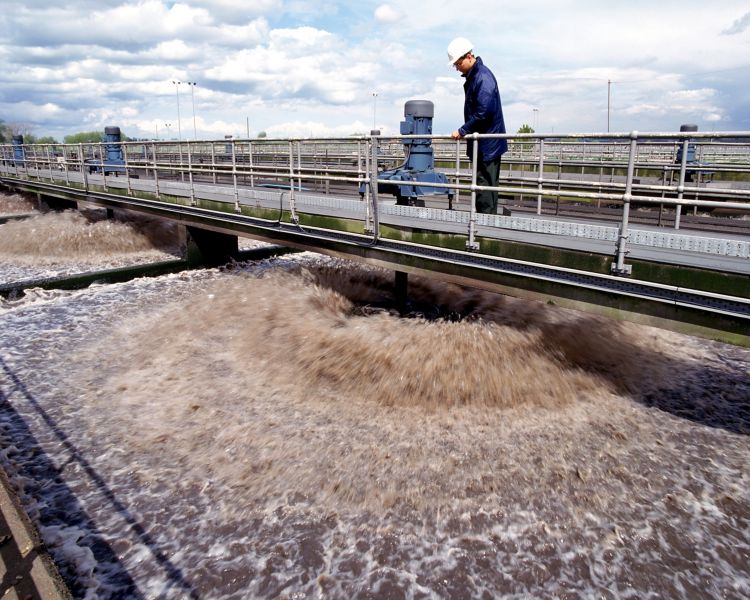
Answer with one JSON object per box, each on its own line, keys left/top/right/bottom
{"left": 459, "top": 72, "right": 497, "bottom": 136}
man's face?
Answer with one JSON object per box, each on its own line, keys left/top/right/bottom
{"left": 453, "top": 52, "right": 473, "bottom": 74}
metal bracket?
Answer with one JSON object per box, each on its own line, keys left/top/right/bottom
{"left": 610, "top": 262, "right": 633, "bottom": 276}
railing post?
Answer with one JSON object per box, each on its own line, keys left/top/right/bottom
{"left": 675, "top": 138, "right": 689, "bottom": 230}
{"left": 63, "top": 146, "right": 70, "bottom": 186}
{"left": 370, "top": 130, "right": 380, "bottom": 240}
{"left": 536, "top": 137, "right": 545, "bottom": 215}
{"left": 99, "top": 142, "right": 109, "bottom": 191}
{"left": 178, "top": 141, "right": 185, "bottom": 182}
{"left": 453, "top": 139, "right": 461, "bottom": 210}
{"left": 152, "top": 142, "right": 160, "bottom": 199}
{"left": 612, "top": 132, "right": 637, "bottom": 276}
{"left": 232, "top": 140, "right": 239, "bottom": 212}
{"left": 357, "top": 140, "right": 363, "bottom": 196}
{"left": 124, "top": 143, "right": 132, "bottom": 195}
{"left": 288, "top": 140, "right": 298, "bottom": 223}
{"left": 210, "top": 141, "right": 217, "bottom": 185}
{"left": 297, "top": 139, "right": 302, "bottom": 192}
{"left": 79, "top": 143, "right": 88, "bottom": 193}
{"left": 247, "top": 140, "right": 255, "bottom": 188}
{"left": 187, "top": 141, "right": 196, "bottom": 206}
{"left": 363, "top": 137, "right": 372, "bottom": 233}
{"left": 45, "top": 144, "right": 53, "bottom": 182}
{"left": 466, "top": 134, "right": 480, "bottom": 251}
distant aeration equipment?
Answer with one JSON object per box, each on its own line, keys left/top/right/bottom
{"left": 676, "top": 124, "right": 699, "bottom": 182}
{"left": 11, "top": 135, "right": 24, "bottom": 166}
{"left": 367, "top": 99, "right": 452, "bottom": 206}
{"left": 86, "top": 126, "right": 126, "bottom": 175}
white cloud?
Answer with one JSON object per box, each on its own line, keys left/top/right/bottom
{"left": 268, "top": 27, "right": 337, "bottom": 54}
{"left": 722, "top": 11, "right": 750, "bottom": 34}
{"left": 188, "top": 0, "right": 281, "bottom": 20}
{"left": 2, "top": 1, "right": 749, "bottom": 139}
{"left": 265, "top": 120, "right": 371, "bottom": 138}
{"left": 374, "top": 4, "right": 400, "bottom": 24}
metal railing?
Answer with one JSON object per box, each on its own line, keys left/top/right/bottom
{"left": 2, "top": 130, "right": 750, "bottom": 276}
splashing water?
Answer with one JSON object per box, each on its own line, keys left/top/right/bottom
{"left": 0, "top": 191, "right": 37, "bottom": 215}
{"left": 0, "top": 210, "right": 177, "bottom": 263}
{"left": 1, "top": 251, "right": 748, "bottom": 598}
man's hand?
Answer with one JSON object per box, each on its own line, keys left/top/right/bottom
{"left": 451, "top": 130, "right": 463, "bottom": 140}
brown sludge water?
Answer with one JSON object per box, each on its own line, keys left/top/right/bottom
{"left": 0, "top": 209, "right": 176, "bottom": 263}
{"left": 0, "top": 196, "right": 748, "bottom": 598}
{"left": 0, "top": 191, "right": 37, "bottom": 215}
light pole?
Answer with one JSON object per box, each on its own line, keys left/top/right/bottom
{"left": 372, "top": 92, "right": 378, "bottom": 129}
{"left": 183, "top": 81, "right": 197, "bottom": 140}
{"left": 607, "top": 79, "right": 612, "bottom": 133}
{"left": 164, "top": 122, "right": 172, "bottom": 139}
{"left": 532, "top": 108, "right": 539, "bottom": 131}
{"left": 172, "top": 80, "right": 182, "bottom": 140}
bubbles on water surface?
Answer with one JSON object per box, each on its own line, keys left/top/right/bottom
{"left": 0, "top": 210, "right": 177, "bottom": 263}
{"left": 0, "top": 191, "right": 37, "bottom": 215}
{"left": 0, "top": 190, "right": 748, "bottom": 598}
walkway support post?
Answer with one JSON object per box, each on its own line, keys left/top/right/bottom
{"left": 466, "top": 134, "right": 479, "bottom": 251}
{"left": 612, "top": 132, "right": 637, "bottom": 276}
{"left": 370, "top": 130, "right": 381, "bottom": 240}
{"left": 395, "top": 270, "right": 408, "bottom": 312}
{"left": 183, "top": 225, "right": 238, "bottom": 267}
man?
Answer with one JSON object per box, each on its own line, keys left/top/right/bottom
{"left": 448, "top": 37, "right": 509, "bottom": 215}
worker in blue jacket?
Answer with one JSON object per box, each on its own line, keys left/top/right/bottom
{"left": 448, "top": 37, "right": 509, "bottom": 215}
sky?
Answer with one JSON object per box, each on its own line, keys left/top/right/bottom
{"left": 1, "top": 0, "right": 749, "bottom": 141}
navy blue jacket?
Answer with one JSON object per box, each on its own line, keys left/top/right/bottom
{"left": 458, "top": 56, "right": 508, "bottom": 161}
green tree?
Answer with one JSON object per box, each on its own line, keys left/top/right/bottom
{"left": 63, "top": 129, "right": 128, "bottom": 144}
{"left": 25, "top": 134, "right": 59, "bottom": 144}
{"left": 257, "top": 131, "right": 267, "bottom": 138}
{"left": 517, "top": 124, "right": 535, "bottom": 134}
{"left": 0, "top": 121, "right": 59, "bottom": 144}
{"left": 64, "top": 131, "right": 107, "bottom": 144}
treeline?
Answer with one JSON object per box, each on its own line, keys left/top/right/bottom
{"left": 0, "top": 120, "right": 57, "bottom": 144}
{"left": 0, "top": 119, "right": 129, "bottom": 144}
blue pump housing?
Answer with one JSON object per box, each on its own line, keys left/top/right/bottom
{"left": 676, "top": 124, "right": 697, "bottom": 165}
{"left": 11, "top": 135, "right": 25, "bottom": 166}
{"left": 675, "top": 124, "right": 707, "bottom": 183}
{"left": 87, "top": 126, "right": 126, "bottom": 174}
{"left": 365, "top": 100, "right": 451, "bottom": 205}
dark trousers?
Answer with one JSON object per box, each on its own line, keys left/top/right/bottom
{"left": 476, "top": 156, "right": 502, "bottom": 214}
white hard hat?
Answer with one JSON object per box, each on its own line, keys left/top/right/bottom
{"left": 447, "top": 37, "right": 473, "bottom": 66}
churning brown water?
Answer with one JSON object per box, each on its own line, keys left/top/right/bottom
{"left": 0, "top": 210, "right": 175, "bottom": 263}
{"left": 0, "top": 191, "right": 37, "bottom": 215}
{"left": 0, "top": 191, "right": 748, "bottom": 598}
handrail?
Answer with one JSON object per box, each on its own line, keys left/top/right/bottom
{"left": 2, "top": 130, "right": 749, "bottom": 279}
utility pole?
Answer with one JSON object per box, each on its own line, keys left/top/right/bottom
{"left": 185, "top": 81, "right": 197, "bottom": 140}
{"left": 607, "top": 79, "right": 612, "bottom": 133}
{"left": 172, "top": 81, "right": 182, "bottom": 140}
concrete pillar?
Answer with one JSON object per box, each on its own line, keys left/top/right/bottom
{"left": 182, "top": 225, "right": 239, "bottom": 267}
{"left": 394, "top": 270, "right": 408, "bottom": 311}
{"left": 36, "top": 194, "right": 77, "bottom": 212}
